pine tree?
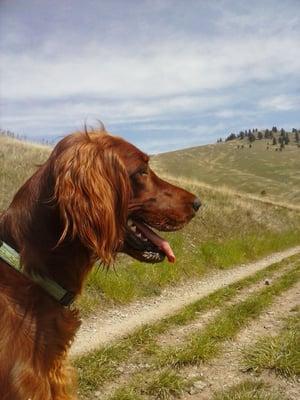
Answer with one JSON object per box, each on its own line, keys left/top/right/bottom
{"left": 248, "top": 133, "right": 256, "bottom": 142}
{"left": 225, "top": 133, "right": 237, "bottom": 141}
{"left": 284, "top": 134, "right": 289, "bottom": 145}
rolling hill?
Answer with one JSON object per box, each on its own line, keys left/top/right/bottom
{"left": 152, "top": 137, "right": 300, "bottom": 206}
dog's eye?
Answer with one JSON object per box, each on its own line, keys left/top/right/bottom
{"left": 139, "top": 168, "right": 148, "bottom": 176}
{"left": 131, "top": 168, "right": 149, "bottom": 181}
{"left": 134, "top": 167, "right": 148, "bottom": 177}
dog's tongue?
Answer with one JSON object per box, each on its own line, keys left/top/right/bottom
{"left": 135, "top": 221, "right": 176, "bottom": 263}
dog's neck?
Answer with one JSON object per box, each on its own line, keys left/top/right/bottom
{"left": 0, "top": 167, "right": 95, "bottom": 299}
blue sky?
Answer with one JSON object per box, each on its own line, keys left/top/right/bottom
{"left": 0, "top": 0, "right": 299, "bottom": 153}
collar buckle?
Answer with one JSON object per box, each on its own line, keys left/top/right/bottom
{"left": 59, "top": 291, "right": 76, "bottom": 306}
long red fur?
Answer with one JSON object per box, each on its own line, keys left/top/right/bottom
{"left": 0, "top": 129, "right": 198, "bottom": 399}
{"left": 0, "top": 131, "right": 132, "bottom": 399}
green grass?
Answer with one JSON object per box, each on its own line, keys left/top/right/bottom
{"left": 140, "top": 369, "right": 189, "bottom": 399}
{"left": 74, "top": 255, "right": 300, "bottom": 397}
{"left": 107, "top": 370, "right": 188, "bottom": 400}
{"left": 77, "top": 229, "right": 300, "bottom": 315}
{"left": 212, "top": 380, "right": 285, "bottom": 400}
{"left": 243, "top": 308, "right": 300, "bottom": 377}
{"left": 74, "top": 328, "right": 157, "bottom": 394}
{"left": 156, "top": 265, "right": 300, "bottom": 367}
{"left": 75, "top": 345, "right": 126, "bottom": 393}
{"left": 109, "top": 388, "right": 143, "bottom": 400}
{"left": 195, "top": 230, "right": 300, "bottom": 269}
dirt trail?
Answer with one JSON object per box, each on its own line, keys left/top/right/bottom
{"left": 185, "top": 282, "right": 300, "bottom": 400}
{"left": 70, "top": 246, "right": 300, "bottom": 357}
{"left": 156, "top": 262, "right": 294, "bottom": 347}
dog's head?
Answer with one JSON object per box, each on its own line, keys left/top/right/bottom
{"left": 110, "top": 135, "right": 201, "bottom": 263}
{"left": 52, "top": 129, "right": 200, "bottom": 265}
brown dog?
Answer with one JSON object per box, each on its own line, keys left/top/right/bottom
{"left": 0, "top": 128, "right": 200, "bottom": 399}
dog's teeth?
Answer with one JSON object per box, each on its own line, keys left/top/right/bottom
{"left": 143, "top": 250, "right": 161, "bottom": 261}
{"left": 137, "top": 233, "right": 142, "bottom": 238}
{"left": 127, "top": 219, "right": 133, "bottom": 227}
{"left": 143, "top": 251, "right": 151, "bottom": 259}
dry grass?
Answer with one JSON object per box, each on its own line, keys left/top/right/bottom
{"left": 152, "top": 138, "right": 300, "bottom": 205}
{"left": 212, "top": 380, "right": 285, "bottom": 400}
{"left": 159, "top": 174, "right": 300, "bottom": 212}
{"left": 0, "top": 135, "right": 50, "bottom": 211}
{"left": 243, "top": 307, "right": 300, "bottom": 377}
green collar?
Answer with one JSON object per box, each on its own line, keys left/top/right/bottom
{"left": 0, "top": 240, "right": 75, "bottom": 306}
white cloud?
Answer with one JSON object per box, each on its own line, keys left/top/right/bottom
{"left": 1, "top": 33, "right": 299, "bottom": 104}
{"left": 258, "top": 95, "right": 300, "bottom": 111}
{"left": 1, "top": 0, "right": 299, "bottom": 150}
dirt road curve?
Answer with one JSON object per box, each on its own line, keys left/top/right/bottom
{"left": 70, "top": 246, "right": 300, "bottom": 356}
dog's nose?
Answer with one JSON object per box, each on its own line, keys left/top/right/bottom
{"left": 192, "top": 197, "right": 201, "bottom": 212}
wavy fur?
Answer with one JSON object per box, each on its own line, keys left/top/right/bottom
{"left": 0, "top": 128, "right": 197, "bottom": 399}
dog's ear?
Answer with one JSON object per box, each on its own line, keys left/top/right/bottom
{"left": 53, "top": 138, "right": 130, "bottom": 265}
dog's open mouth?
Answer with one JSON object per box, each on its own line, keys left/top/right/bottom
{"left": 124, "top": 218, "right": 175, "bottom": 263}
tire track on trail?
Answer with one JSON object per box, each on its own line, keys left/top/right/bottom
{"left": 71, "top": 246, "right": 300, "bottom": 357}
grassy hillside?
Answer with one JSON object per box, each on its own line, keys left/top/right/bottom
{"left": 152, "top": 138, "right": 300, "bottom": 206}
{"left": 1, "top": 134, "right": 300, "bottom": 314}
{"left": 0, "top": 135, "right": 50, "bottom": 211}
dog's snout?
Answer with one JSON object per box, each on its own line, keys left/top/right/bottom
{"left": 192, "top": 197, "right": 201, "bottom": 212}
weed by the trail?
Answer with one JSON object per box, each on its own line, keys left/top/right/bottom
{"left": 75, "top": 324, "right": 159, "bottom": 396}
{"left": 107, "top": 369, "right": 189, "bottom": 400}
{"left": 141, "top": 369, "right": 189, "bottom": 399}
{"left": 109, "top": 388, "right": 143, "bottom": 400}
{"left": 212, "top": 380, "right": 285, "bottom": 400}
{"left": 243, "top": 307, "right": 300, "bottom": 377}
{"left": 74, "top": 344, "right": 128, "bottom": 394}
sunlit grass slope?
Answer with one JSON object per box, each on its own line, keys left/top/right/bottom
{"left": 0, "top": 135, "right": 51, "bottom": 211}
{"left": 152, "top": 138, "right": 300, "bottom": 205}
